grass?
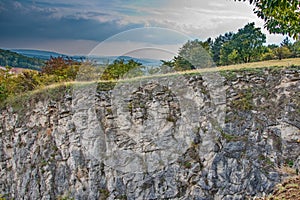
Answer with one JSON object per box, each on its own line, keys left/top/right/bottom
{"left": 53, "top": 58, "right": 300, "bottom": 85}
{"left": 256, "top": 175, "right": 300, "bottom": 200}
{"left": 17, "top": 58, "right": 300, "bottom": 89}
{"left": 231, "top": 89, "right": 254, "bottom": 111}
{"left": 0, "top": 82, "right": 72, "bottom": 111}
{"left": 215, "top": 58, "right": 300, "bottom": 71}
{"left": 1, "top": 58, "right": 299, "bottom": 111}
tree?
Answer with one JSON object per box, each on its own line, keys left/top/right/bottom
{"left": 261, "top": 45, "right": 278, "bottom": 61}
{"left": 236, "top": 0, "right": 300, "bottom": 39}
{"left": 176, "top": 39, "right": 214, "bottom": 70}
{"left": 235, "top": 23, "right": 266, "bottom": 62}
{"left": 281, "top": 37, "right": 292, "bottom": 48}
{"left": 291, "top": 41, "right": 300, "bottom": 57}
{"left": 0, "top": 68, "right": 45, "bottom": 101}
{"left": 173, "top": 56, "right": 194, "bottom": 71}
{"left": 219, "top": 23, "right": 266, "bottom": 65}
{"left": 211, "top": 32, "right": 234, "bottom": 65}
{"left": 228, "top": 49, "right": 240, "bottom": 64}
{"left": 101, "top": 59, "right": 144, "bottom": 80}
{"left": 41, "top": 57, "right": 81, "bottom": 81}
{"left": 0, "top": 49, "right": 44, "bottom": 70}
{"left": 0, "top": 68, "right": 10, "bottom": 101}
{"left": 273, "top": 46, "right": 292, "bottom": 60}
{"left": 220, "top": 43, "right": 238, "bottom": 65}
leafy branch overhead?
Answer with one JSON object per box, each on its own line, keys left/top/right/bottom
{"left": 236, "top": 0, "right": 300, "bottom": 39}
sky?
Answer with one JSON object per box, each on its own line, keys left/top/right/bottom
{"left": 0, "top": 0, "right": 289, "bottom": 59}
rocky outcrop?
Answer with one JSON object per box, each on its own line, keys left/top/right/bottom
{"left": 0, "top": 66, "right": 299, "bottom": 199}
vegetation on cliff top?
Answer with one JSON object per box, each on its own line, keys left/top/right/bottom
{"left": 1, "top": 21, "right": 300, "bottom": 109}
{"left": 0, "top": 56, "right": 299, "bottom": 111}
{"left": 237, "top": 0, "right": 300, "bottom": 39}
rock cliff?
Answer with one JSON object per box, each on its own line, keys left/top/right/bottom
{"left": 0, "top": 66, "right": 299, "bottom": 199}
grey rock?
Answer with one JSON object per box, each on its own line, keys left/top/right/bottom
{"left": 0, "top": 67, "right": 299, "bottom": 199}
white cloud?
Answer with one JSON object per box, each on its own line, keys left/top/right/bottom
{"left": 16, "top": 0, "right": 286, "bottom": 43}
{"left": 115, "top": 0, "right": 287, "bottom": 43}
{"left": 13, "top": 1, "right": 22, "bottom": 9}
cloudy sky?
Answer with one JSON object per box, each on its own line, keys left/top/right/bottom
{"left": 0, "top": 0, "right": 288, "bottom": 59}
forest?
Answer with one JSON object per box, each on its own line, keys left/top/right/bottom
{"left": 1, "top": 22, "right": 300, "bottom": 104}
{"left": 166, "top": 23, "right": 300, "bottom": 71}
{"left": 0, "top": 49, "right": 44, "bottom": 70}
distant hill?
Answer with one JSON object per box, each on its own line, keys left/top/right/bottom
{"left": 88, "top": 55, "right": 162, "bottom": 67}
{"left": 12, "top": 49, "right": 162, "bottom": 67}
{"left": 11, "top": 49, "right": 67, "bottom": 60}
{"left": 0, "top": 49, "right": 44, "bottom": 70}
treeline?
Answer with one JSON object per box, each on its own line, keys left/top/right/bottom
{"left": 0, "top": 57, "right": 145, "bottom": 102}
{"left": 1, "top": 22, "right": 300, "bottom": 103}
{"left": 164, "top": 22, "right": 300, "bottom": 70}
{"left": 0, "top": 49, "right": 44, "bottom": 70}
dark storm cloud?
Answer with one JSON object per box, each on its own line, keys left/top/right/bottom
{"left": 0, "top": 0, "right": 286, "bottom": 54}
{"left": 0, "top": 0, "right": 142, "bottom": 41}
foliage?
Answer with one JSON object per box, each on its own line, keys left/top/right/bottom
{"left": 0, "top": 49, "right": 44, "bottom": 70}
{"left": 256, "top": 175, "right": 300, "bottom": 200}
{"left": 0, "top": 57, "right": 99, "bottom": 103}
{"left": 261, "top": 45, "right": 278, "bottom": 60}
{"left": 0, "top": 194, "right": 6, "bottom": 200}
{"left": 177, "top": 39, "right": 214, "bottom": 69}
{"left": 99, "top": 188, "right": 110, "bottom": 199}
{"left": 0, "top": 68, "right": 9, "bottom": 102}
{"left": 183, "top": 161, "right": 192, "bottom": 169}
{"left": 173, "top": 56, "right": 194, "bottom": 71}
{"left": 0, "top": 69, "right": 45, "bottom": 103}
{"left": 281, "top": 37, "right": 293, "bottom": 48}
{"left": 0, "top": 56, "right": 147, "bottom": 103}
{"left": 237, "top": 0, "right": 300, "bottom": 39}
{"left": 162, "top": 22, "right": 300, "bottom": 69}
{"left": 101, "top": 59, "right": 144, "bottom": 80}
{"left": 231, "top": 89, "right": 254, "bottom": 111}
{"left": 161, "top": 38, "right": 215, "bottom": 71}
{"left": 170, "top": 22, "right": 293, "bottom": 67}
{"left": 227, "top": 49, "right": 239, "bottom": 64}
{"left": 220, "top": 23, "right": 266, "bottom": 65}
{"left": 2, "top": 21, "right": 300, "bottom": 107}
{"left": 57, "top": 194, "right": 75, "bottom": 200}
{"left": 41, "top": 57, "right": 81, "bottom": 81}
{"left": 97, "top": 81, "right": 117, "bottom": 91}
{"left": 291, "top": 40, "right": 300, "bottom": 58}
{"left": 273, "top": 46, "right": 292, "bottom": 60}
{"left": 211, "top": 32, "right": 234, "bottom": 65}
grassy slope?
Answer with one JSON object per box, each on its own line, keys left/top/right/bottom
{"left": 1, "top": 58, "right": 300, "bottom": 111}
{"left": 48, "top": 57, "right": 300, "bottom": 84}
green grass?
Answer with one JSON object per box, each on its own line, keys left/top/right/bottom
{"left": 1, "top": 58, "right": 299, "bottom": 112}
{"left": 0, "top": 82, "right": 73, "bottom": 112}
{"left": 62, "top": 58, "right": 300, "bottom": 84}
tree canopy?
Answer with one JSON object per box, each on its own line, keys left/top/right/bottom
{"left": 220, "top": 23, "right": 266, "bottom": 65}
{"left": 237, "top": 0, "right": 300, "bottom": 39}
{"left": 101, "top": 59, "right": 144, "bottom": 80}
{"left": 170, "top": 39, "right": 214, "bottom": 71}
{"left": 0, "top": 49, "right": 44, "bottom": 70}
{"left": 163, "top": 22, "right": 300, "bottom": 68}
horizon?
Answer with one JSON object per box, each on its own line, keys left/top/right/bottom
{"left": 8, "top": 48, "right": 166, "bottom": 61}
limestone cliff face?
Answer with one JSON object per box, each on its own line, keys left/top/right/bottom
{"left": 0, "top": 67, "right": 299, "bottom": 200}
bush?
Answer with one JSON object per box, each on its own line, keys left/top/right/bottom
{"left": 41, "top": 57, "right": 80, "bottom": 81}
{"left": 101, "top": 59, "right": 144, "bottom": 80}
